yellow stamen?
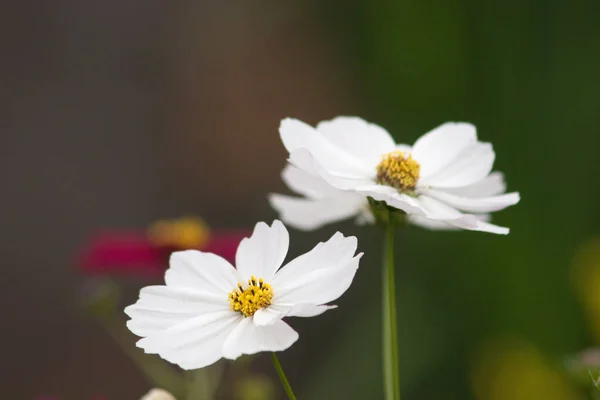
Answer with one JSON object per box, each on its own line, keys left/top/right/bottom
{"left": 147, "top": 216, "right": 211, "bottom": 249}
{"left": 228, "top": 276, "right": 273, "bottom": 317}
{"left": 375, "top": 151, "right": 420, "bottom": 191}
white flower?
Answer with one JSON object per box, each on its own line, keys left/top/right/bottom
{"left": 125, "top": 220, "right": 362, "bottom": 370}
{"left": 270, "top": 117, "right": 520, "bottom": 234}
{"left": 140, "top": 388, "right": 176, "bottom": 400}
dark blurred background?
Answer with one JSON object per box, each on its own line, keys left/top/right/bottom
{"left": 2, "top": 1, "right": 600, "bottom": 399}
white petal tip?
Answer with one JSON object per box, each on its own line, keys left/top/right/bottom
{"left": 123, "top": 304, "right": 132, "bottom": 313}
{"left": 267, "top": 193, "right": 279, "bottom": 206}
{"left": 280, "top": 117, "right": 298, "bottom": 126}
{"left": 478, "top": 225, "right": 510, "bottom": 235}
{"left": 135, "top": 337, "right": 151, "bottom": 350}
{"left": 124, "top": 318, "right": 134, "bottom": 330}
{"left": 272, "top": 219, "right": 285, "bottom": 229}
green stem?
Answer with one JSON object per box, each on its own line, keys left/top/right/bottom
{"left": 98, "top": 316, "right": 186, "bottom": 399}
{"left": 185, "top": 367, "right": 220, "bottom": 400}
{"left": 382, "top": 221, "right": 401, "bottom": 400}
{"left": 270, "top": 352, "right": 297, "bottom": 400}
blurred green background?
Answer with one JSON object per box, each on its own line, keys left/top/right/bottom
{"left": 1, "top": 0, "right": 599, "bottom": 398}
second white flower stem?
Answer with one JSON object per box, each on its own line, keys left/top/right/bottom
{"left": 270, "top": 352, "right": 297, "bottom": 400}
{"left": 383, "top": 221, "right": 401, "bottom": 400}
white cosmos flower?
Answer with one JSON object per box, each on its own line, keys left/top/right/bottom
{"left": 125, "top": 220, "right": 362, "bottom": 370}
{"left": 140, "top": 389, "right": 176, "bottom": 400}
{"left": 270, "top": 116, "right": 520, "bottom": 234}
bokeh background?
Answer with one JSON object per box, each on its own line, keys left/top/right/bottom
{"left": 2, "top": 1, "right": 600, "bottom": 399}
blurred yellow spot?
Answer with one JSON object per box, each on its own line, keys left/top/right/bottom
{"left": 229, "top": 276, "right": 273, "bottom": 317}
{"left": 376, "top": 151, "right": 420, "bottom": 191}
{"left": 572, "top": 237, "right": 600, "bottom": 343}
{"left": 470, "top": 337, "right": 580, "bottom": 400}
{"left": 147, "top": 216, "right": 211, "bottom": 249}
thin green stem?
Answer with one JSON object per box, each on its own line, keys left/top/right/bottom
{"left": 382, "top": 221, "right": 401, "bottom": 400}
{"left": 186, "top": 368, "right": 218, "bottom": 400}
{"left": 98, "top": 316, "right": 186, "bottom": 399}
{"left": 270, "top": 352, "right": 297, "bottom": 400}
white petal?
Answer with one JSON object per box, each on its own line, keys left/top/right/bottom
{"left": 442, "top": 171, "right": 506, "bottom": 197}
{"left": 462, "top": 219, "right": 510, "bottom": 235}
{"left": 253, "top": 304, "right": 337, "bottom": 326}
{"left": 416, "top": 195, "right": 477, "bottom": 223}
{"left": 360, "top": 185, "right": 428, "bottom": 216}
{"left": 355, "top": 208, "right": 376, "bottom": 225}
{"left": 280, "top": 118, "right": 373, "bottom": 178}
{"left": 136, "top": 311, "right": 234, "bottom": 351}
{"left": 423, "top": 189, "right": 520, "bottom": 213}
{"left": 255, "top": 304, "right": 336, "bottom": 323}
{"left": 283, "top": 163, "right": 425, "bottom": 218}
{"left": 282, "top": 303, "right": 337, "bottom": 318}
{"left": 127, "top": 309, "right": 191, "bottom": 338}
{"left": 281, "top": 164, "right": 339, "bottom": 199}
{"left": 274, "top": 253, "right": 362, "bottom": 305}
{"left": 418, "top": 142, "right": 495, "bottom": 188}
{"left": 418, "top": 195, "right": 509, "bottom": 234}
{"left": 222, "top": 318, "right": 299, "bottom": 360}
{"left": 271, "top": 232, "right": 358, "bottom": 286}
{"left": 396, "top": 144, "right": 412, "bottom": 153}
{"left": 408, "top": 214, "right": 491, "bottom": 231}
{"left": 407, "top": 215, "right": 456, "bottom": 230}
{"left": 125, "top": 286, "right": 229, "bottom": 336}
{"left": 286, "top": 147, "right": 319, "bottom": 176}
{"left": 235, "top": 221, "right": 289, "bottom": 282}
{"left": 288, "top": 149, "right": 376, "bottom": 191}
{"left": 268, "top": 193, "right": 365, "bottom": 231}
{"left": 315, "top": 116, "right": 396, "bottom": 166}
{"left": 411, "top": 122, "right": 477, "bottom": 179}
{"left": 136, "top": 311, "right": 240, "bottom": 370}
{"left": 253, "top": 307, "right": 284, "bottom": 326}
{"left": 166, "top": 251, "right": 238, "bottom": 295}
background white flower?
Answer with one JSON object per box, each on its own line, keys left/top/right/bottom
{"left": 140, "top": 388, "right": 176, "bottom": 400}
{"left": 125, "top": 220, "right": 362, "bottom": 370}
{"left": 269, "top": 165, "right": 374, "bottom": 231}
{"left": 270, "top": 164, "right": 497, "bottom": 232}
{"left": 272, "top": 116, "right": 520, "bottom": 234}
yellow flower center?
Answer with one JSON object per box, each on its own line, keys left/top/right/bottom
{"left": 147, "top": 216, "right": 211, "bottom": 249}
{"left": 375, "top": 151, "right": 420, "bottom": 191}
{"left": 228, "top": 276, "right": 273, "bottom": 317}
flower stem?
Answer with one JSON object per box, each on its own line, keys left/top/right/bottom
{"left": 382, "top": 221, "right": 401, "bottom": 400}
{"left": 98, "top": 316, "right": 186, "bottom": 399}
{"left": 270, "top": 352, "right": 297, "bottom": 400}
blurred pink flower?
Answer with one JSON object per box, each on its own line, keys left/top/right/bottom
{"left": 78, "top": 217, "right": 248, "bottom": 277}
{"left": 35, "top": 397, "right": 106, "bottom": 400}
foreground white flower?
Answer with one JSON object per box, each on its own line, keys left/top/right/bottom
{"left": 270, "top": 117, "right": 520, "bottom": 234}
{"left": 125, "top": 220, "right": 362, "bottom": 370}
